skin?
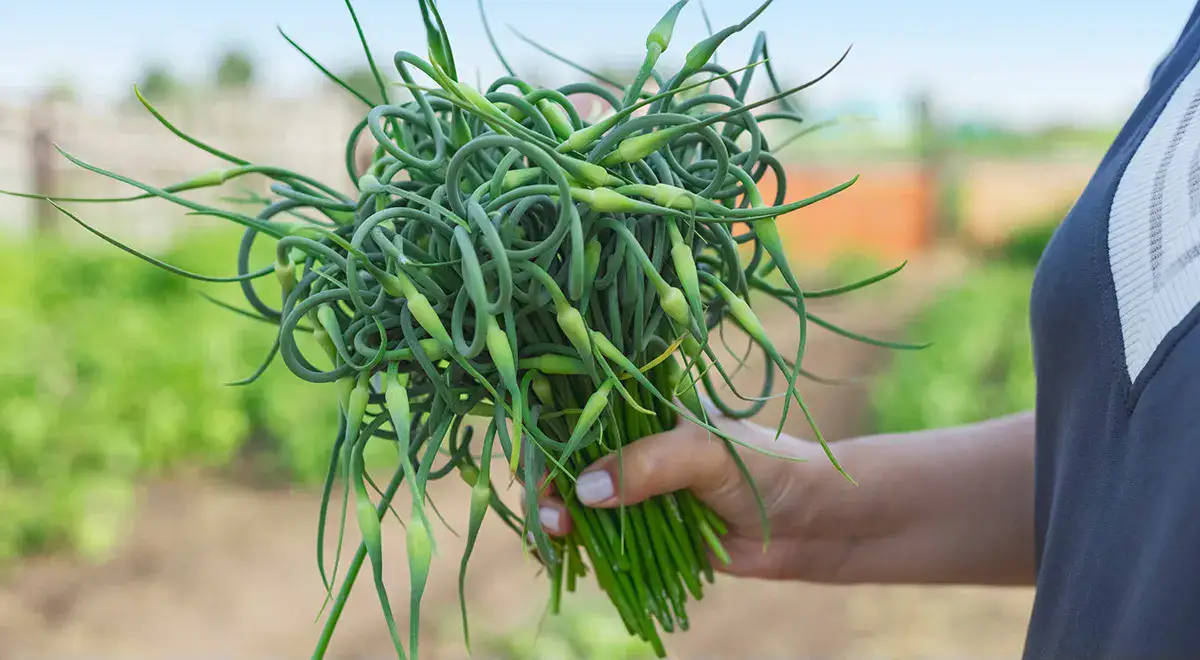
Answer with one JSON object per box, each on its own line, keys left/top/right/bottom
{"left": 535, "top": 401, "right": 1036, "bottom": 587}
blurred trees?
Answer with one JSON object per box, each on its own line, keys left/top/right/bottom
{"left": 339, "top": 66, "right": 384, "bottom": 104}
{"left": 215, "top": 48, "right": 257, "bottom": 90}
{"left": 124, "top": 47, "right": 258, "bottom": 104}
{"left": 134, "top": 63, "right": 181, "bottom": 102}
{"left": 334, "top": 64, "right": 395, "bottom": 106}
{"left": 41, "top": 78, "right": 78, "bottom": 104}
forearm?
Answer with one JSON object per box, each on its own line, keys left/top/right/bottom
{"left": 814, "top": 411, "right": 1036, "bottom": 587}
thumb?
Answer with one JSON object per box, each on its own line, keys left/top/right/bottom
{"left": 572, "top": 420, "right": 734, "bottom": 509}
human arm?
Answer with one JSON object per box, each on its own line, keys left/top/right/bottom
{"left": 535, "top": 407, "right": 1037, "bottom": 587}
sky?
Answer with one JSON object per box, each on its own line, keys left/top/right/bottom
{"left": 2, "top": 0, "right": 1198, "bottom": 129}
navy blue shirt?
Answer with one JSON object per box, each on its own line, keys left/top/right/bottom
{"left": 1026, "top": 5, "right": 1200, "bottom": 658}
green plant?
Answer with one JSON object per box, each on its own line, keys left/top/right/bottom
{"left": 995, "top": 214, "right": 1063, "bottom": 268}
{"left": 133, "top": 64, "right": 180, "bottom": 103}
{"left": 0, "top": 228, "right": 352, "bottom": 566}
{"left": 215, "top": 47, "right": 258, "bottom": 90}
{"left": 333, "top": 65, "right": 395, "bottom": 106}
{"left": 870, "top": 263, "right": 1035, "bottom": 433}
{"left": 477, "top": 601, "right": 658, "bottom": 660}
{"left": 0, "top": 237, "right": 248, "bottom": 561}
{"left": 6, "top": 0, "right": 918, "bottom": 657}
{"left": 822, "top": 251, "right": 889, "bottom": 290}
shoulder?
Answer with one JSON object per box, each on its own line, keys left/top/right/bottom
{"left": 1108, "top": 33, "right": 1200, "bottom": 393}
{"left": 1152, "top": 3, "right": 1200, "bottom": 87}
{"left": 1027, "top": 3, "right": 1200, "bottom": 456}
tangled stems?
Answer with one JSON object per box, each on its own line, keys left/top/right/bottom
{"left": 9, "top": 1, "right": 925, "bottom": 658}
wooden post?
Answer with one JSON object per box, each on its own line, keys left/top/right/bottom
{"left": 913, "top": 90, "right": 961, "bottom": 244}
{"left": 29, "top": 97, "right": 57, "bottom": 236}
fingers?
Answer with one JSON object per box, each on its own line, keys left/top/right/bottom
{"left": 516, "top": 473, "right": 572, "bottom": 538}
{"left": 573, "top": 419, "right": 733, "bottom": 509}
{"left": 533, "top": 497, "right": 571, "bottom": 537}
{"left": 519, "top": 495, "right": 571, "bottom": 537}
{"left": 519, "top": 402, "right": 737, "bottom": 538}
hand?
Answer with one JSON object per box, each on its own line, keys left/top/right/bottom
{"left": 531, "top": 401, "right": 865, "bottom": 582}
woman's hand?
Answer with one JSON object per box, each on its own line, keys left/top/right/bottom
{"left": 532, "top": 404, "right": 866, "bottom": 582}
{"left": 531, "top": 405, "right": 1037, "bottom": 586}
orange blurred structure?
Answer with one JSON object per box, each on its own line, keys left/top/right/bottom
{"left": 758, "top": 163, "right": 935, "bottom": 264}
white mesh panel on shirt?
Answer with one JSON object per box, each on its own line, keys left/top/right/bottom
{"left": 1110, "top": 58, "right": 1200, "bottom": 382}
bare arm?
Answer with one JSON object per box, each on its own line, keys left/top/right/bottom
{"left": 538, "top": 409, "right": 1037, "bottom": 589}
{"left": 811, "top": 411, "right": 1037, "bottom": 586}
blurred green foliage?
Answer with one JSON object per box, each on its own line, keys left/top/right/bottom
{"left": 133, "top": 64, "right": 181, "bottom": 103}
{"left": 869, "top": 216, "right": 1059, "bottom": 433}
{"left": 947, "top": 122, "right": 1118, "bottom": 158}
{"left": 992, "top": 214, "right": 1064, "bottom": 268}
{"left": 820, "top": 251, "right": 889, "bottom": 289}
{"left": 215, "top": 48, "right": 257, "bottom": 90}
{"left": 335, "top": 65, "right": 399, "bottom": 107}
{"left": 0, "top": 228, "right": 373, "bottom": 566}
{"left": 869, "top": 263, "right": 1036, "bottom": 433}
{"left": 476, "top": 601, "right": 657, "bottom": 660}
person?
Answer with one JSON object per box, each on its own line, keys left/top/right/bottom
{"left": 532, "top": 5, "right": 1200, "bottom": 659}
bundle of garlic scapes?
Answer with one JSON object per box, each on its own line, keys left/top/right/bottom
{"left": 11, "top": 0, "right": 920, "bottom": 657}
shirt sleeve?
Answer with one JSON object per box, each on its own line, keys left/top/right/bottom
{"left": 1152, "top": 1, "right": 1200, "bottom": 87}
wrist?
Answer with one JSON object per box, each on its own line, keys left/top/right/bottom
{"left": 730, "top": 435, "right": 899, "bottom": 584}
{"left": 795, "top": 437, "right": 904, "bottom": 581}
{"left": 794, "top": 415, "right": 1036, "bottom": 586}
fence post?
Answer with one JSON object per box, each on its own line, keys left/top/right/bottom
{"left": 913, "top": 91, "right": 961, "bottom": 244}
{"left": 29, "top": 97, "right": 58, "bottom": 236}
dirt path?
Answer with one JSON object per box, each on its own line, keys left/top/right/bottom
{"left": 0, "top": 250, "right": 1034, "bottom": 660}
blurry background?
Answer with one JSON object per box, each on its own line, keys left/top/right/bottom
{"left": 0, "top": 1, "right": 1193, "bottom": 658}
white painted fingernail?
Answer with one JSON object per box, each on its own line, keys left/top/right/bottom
{"left": 539, "top": 506, "right": 561, "bottom": 534}
{"left": 576, "top": 471, "right": 614, "bottom": 505}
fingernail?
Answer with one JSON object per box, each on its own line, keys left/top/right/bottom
{"left": 538, "top": 506, "right": 561, "bottom": 534}
{"left": 576, "top": 470, "right": 614, "bottom": 505}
